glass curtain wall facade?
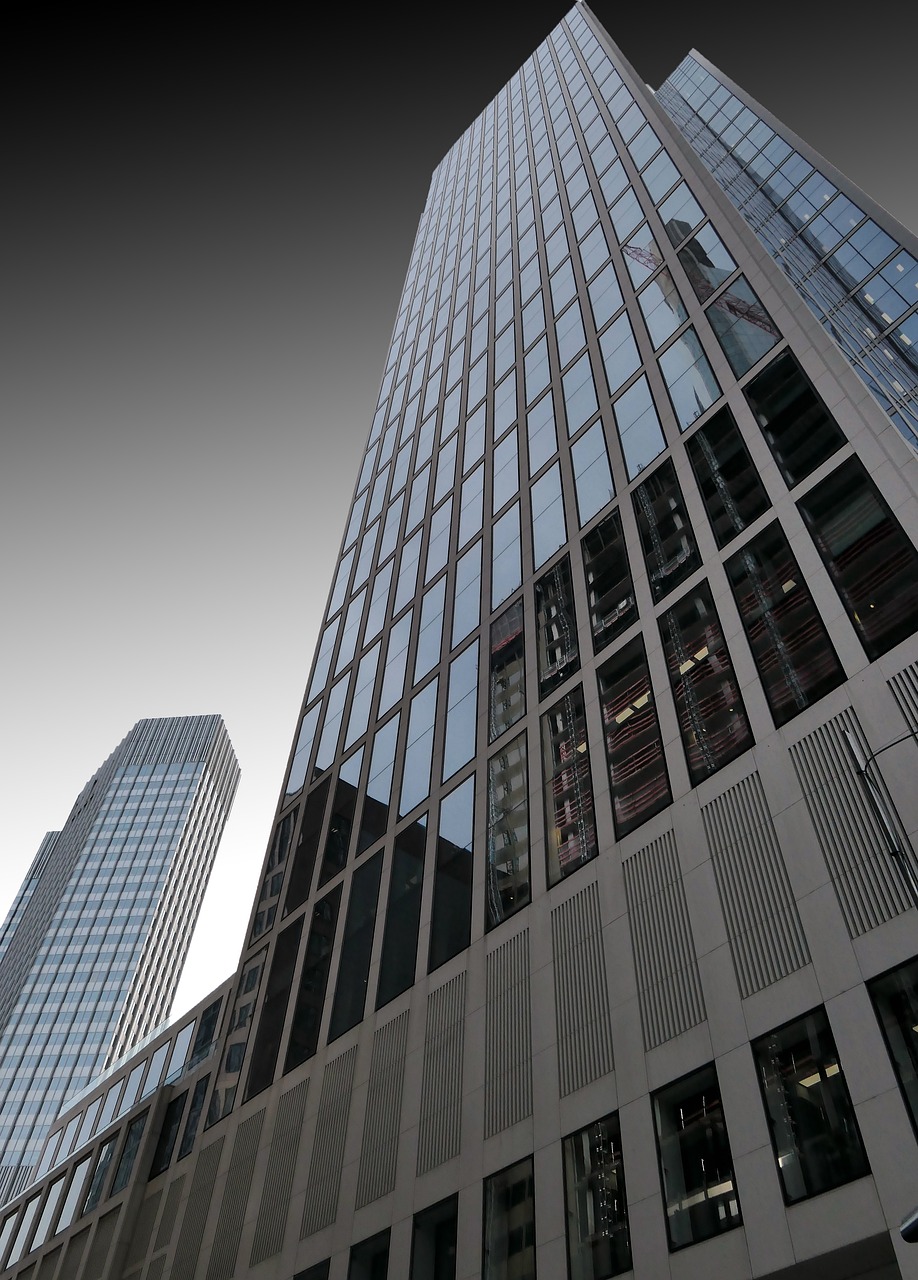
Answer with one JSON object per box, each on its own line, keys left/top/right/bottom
{"left": 0, "top": 716, "right": 239, "bottom": 1206}
{"left": 3, "top": 6, "right": 918, "bottom": 1280}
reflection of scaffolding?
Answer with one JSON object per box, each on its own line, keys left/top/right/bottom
{"left": 550, "top": 695, "right": 595, "bottom": 869}
{"left": 622, "top": 242, "right": 781, "bottom": 337}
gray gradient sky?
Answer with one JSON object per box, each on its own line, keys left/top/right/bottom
{"left": 2, "top": 1, "right": 916, "bottom": 1019}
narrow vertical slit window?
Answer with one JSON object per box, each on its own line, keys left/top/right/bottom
{"left": 486, "top": 732, "right": 530, "bottom": 929}
{"left": 543, "top": 686, "right": 597, "bottom": 886}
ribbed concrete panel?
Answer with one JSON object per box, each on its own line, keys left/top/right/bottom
{"left": 300, "top": 1047, "right": 358, "bottom": 1238}
{"left": 121, "top": 1188, "right": 162, "bottom": 1273}
{"left": 790, "top": 708, "right": 912, "bottom": 935}
{"left": 623, "top": 832, "right": 706, "bottom": 1050}
{"left": 170, "top": 1137, "right": 224, "bottom": 1280}
{"left": 56, "top": 1226, "right": 90, "bottom": 1280}
{"left": 152, "top": 1174, "right": 184, "bottom": 1253}
{"left": 249, "top": 1080, "right": 309, "bottom": 1266}
{"left": 485, "top": 930, "right": 532, "bottom": 1137}
{"left": 205, "top": 1108, "right": 265, "bottom": 1280}
{"left": 702, "top": 773, "right": 811, "bottom": 997}
{"left": 33, "top": 1244, "right": 61, "bottom": 1280}
{"left": 355, "top": 1011, "right": 410, "bottom": 1208}
{"left": 551, "top": 882, "right": 614, "bottom": 1095}
{"left": 82, "top": 1205, "right": 120, "bottom": 1278}
{"left": 146, "top": 1257, "right": 166, "bottom": 1280}
{"left": 417, "top": 973, "right": 466, "bottom": 1174}
{"left": 13, "top": 1264, "right": 34, "bottom": 1280}
{"left": 890, "top": 660, "right": 918, "bottom": 732}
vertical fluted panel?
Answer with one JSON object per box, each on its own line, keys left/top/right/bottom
{"left": 550, "top": 882, "right": 613, "bottom": 1095}
{"left": 623, "top": 832, "right": 705, "bottom": 1050}
{"left": 121, "top": 1188, "right": 162, "bottom": 1273}
{"left": 790, "top": 708, "right": 911, "bottom": 935}
{"left": 205, "top": 1108, "right": 265, "bottom": 1280}
{"left": 890, "top": 661, "right": 918, "bottom": 733}
{"left": 249, "top": 1080, "right": 309, "bottom": 1266}
{"left": 300, "top": 1047, "right": 358, "bottom": 1238}
{"left": 146, "top": 1258, "right": 166, "bottom": 1280}
{"left": 417, "top": 973, "right": 466, "bottom": 1174}
{"left": 702, "top": 773, "right": 811, "bottom": 997}
{"left": 82, "top": 1205, "right": 120, "bottom": 1277}
{"left": 485, "top": 930, "right": 532, "bottom": 1136}
{"left": 355, "top": 1012, "right": 410, "bottom": 1208}
{"left": 171, "top": 1137, "right": 224, "bottom": 1280}
{"left": 152, "top": 1173, "right": 185, "bottom": 1254}
{"left": 56, "top": 1227, "right": 89, "bottom": 1280}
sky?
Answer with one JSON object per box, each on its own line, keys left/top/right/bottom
{"left": 2, "top": 1, "right": 916, "bottom": 1021}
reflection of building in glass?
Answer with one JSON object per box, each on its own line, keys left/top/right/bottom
{"left": 5, "top": 6, "right": 918, "bottom": 1279}
{"left": 0, "top": 716, "right": 238, "bottom": 1206}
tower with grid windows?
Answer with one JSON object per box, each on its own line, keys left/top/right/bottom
{"left": 0, "top": 716, "right": 239, "bottom": 1207}
{"left": 3, "top": 5, "right": 918, "bottom": 1278}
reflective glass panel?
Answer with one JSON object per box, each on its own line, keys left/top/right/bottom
{"left": 632, "top": 459, "right": 700, "bottom": 602}
{"left": 598, "top": 637, "right": 670, "bottom": 837}
{"left": 797, "top": 457, "right": 918, "bottom": 659}
{"left": 653, "top": 1065, "right": 741, "bottom": 1249}
{"left": 726, "top": 524, "right": 845, "bottom": 724}
{"left": 429, "top": 778, "right": 474, "bottom": 972}
{"left": 328, "top": 851, "right": 384, "bottom": 1041}
{"left": 285, "top": 886, "right": 341, "bottom": 1071}
{"left": 483, "top": 1158, "right": 536, "bottom": 1280}
{"left": 543, "top": 687, "right": 597, "bottom": 887}
{"left": 486, "top": 733, "right": 530, "bottom": 929}
{"left": 377, "top": 817, "right": 427, "bottom": 1008}
{"left": 752, "top": 1009, "right": 869, "bottom": 1203}
{"left": 685, "top": 405, "right": 770, "bottom": 548}
{"left": 535, "top": 556, "right": 580, "bottom": 700}
{"left": 563, "top": 1113, "right": 632, "bottom": 1279}
{"left": 660, "top": 582, "right": 753, "bottom": 784}
{"left": 489, "top": 600, "right": 526, "bottom": 741}
{"left": 743, "top": 350, "right": 845, "bottom": 488}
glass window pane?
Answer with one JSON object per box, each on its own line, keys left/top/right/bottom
{"left": 450, "top": 539, "right": 481, "bottom": 647}
{"left": 638, "top": 270, "right": 688, "bottom": 349}
{"left": 483, "top": 1158, "right": 536, "bottom": 1280}
{"left": 111, "top": 1111, "right": 148, "bottom": 1195}
{"left": 597, "top": 637, "right": 670, "bottom": 838}
{"left": 707, "top": 275, "right": 780, "bottom": 376}
{"left": 179, "top": 1075, "right": 209, "bottom": 1155}
{"left": 563, "top": 1113, "right": 632, "bottom": 1278}
{"left": 414, "top": 580, "right": 447, "bottom": 684}
{"left": 486, "top": 733, "right": 530, "bottom": 929}
{"left": 543, "top": 687, "right": 597, "bottom": 887}
{"left": 658, "top": 182, "right": 704, "bottom": 246}
{"left": 443, "top": 641, "right": 479, "bottom": 781}
{"left": 614, "top": 375, "right": 666, "bottom": 480}
{"left": 411, "top": 1194, "right": 458, "bottom": 1280}
{"left": 797, "top": 457, "right": 918, "bottom": 659}
{"left": 489, "top": 600, "right": 526, "bottom": 742}
{"left": 492, "top": 503, "right": 522, "bottom": 608}
{"left": 653, "top": 1064, "right": 741, "bottom": 1248}
{"left": 869, "top": 958, "right": 918, "bottom": 1139}
{"left": 284, "top": 886, "right": 341, "bottom": 1071}
{"left": 571, "top": 423, "right": 614, "bottom": 527}
{"left": 531, "top": 463, "right": 567, "bottom": 569}
{"left": 328, "top": 852, "right": 384, "bottom": 1041}
{"left": 379, "top": 609, "right": 413, "bottom": 716}
{"left": 535, "top": 556, "right": 580, "bottom": 700}
{"left": 632, "top": 459, "right": 701, "bottom": 602}
{"left": 743, "top": 350, "right": 845, "bottom": 488}
{"left": 429, "top": 778, "right": 474, "bottom": 972}
{"left": 527, "top": 392, "right": 558, "bottom": 476}
{"left": 726, "top": 523, "right": 845, "bottom": 724}
{"left": 244, "top": 918, "right": 303, "bottom": 1099}
{"left": 318, "top": 749, "right": 363, "bottom": 887}
{"left": 358, "top": 714, "right": 400, "bottom": 855}
{"left": 658, "top": 328, "right": 721, "bottom": 430}
{"left": 377, "top": 817, "right": 427, "bottom": 1009}
{"left": 685, "top": 405, "right": 771, "bottom": 548}
{"left": 582, "top": 510, "right": 636, "bottom": 653}
{"left": 284, "top": 776, "right": 331, "bottom": 916}
{"left": 399, "top": 679, "right": 439, "bottom": 817}
{"left": 660, "top": 582, "right": 754, "bottom": 785}
{"left": 55, "top": 1155, "right": 93, "bottom": 1234}
{"left": 563, "top": 352, "right": 599, "bottom": 437}
{"left": 752, "top": 1009, "right": 869, "bottom": 1204}
{"left": 599, "top": 312, "right": 639, "bottom": 399}
{"left": 678, "top": 223, "right": 737, "bottom": 302}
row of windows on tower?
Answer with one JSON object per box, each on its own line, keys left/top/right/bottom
{"left": 660, "top": 56, "right": 918, "bottom": 449}
{"left": 264, "top": 348, "right": 918, "bottom": 931}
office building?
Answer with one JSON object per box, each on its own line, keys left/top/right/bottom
{"left": 2, "top": 4, "right": 918, "bottom": 1277}
{"left": 0, "top": 716, "right": 239, "bottom": 1206}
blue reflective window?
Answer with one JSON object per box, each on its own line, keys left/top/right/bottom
{"left": 571, "top": 423, "right": 614, "bottom": 525}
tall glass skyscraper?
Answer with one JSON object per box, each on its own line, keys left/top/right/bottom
{"left": 0, "top": 716, "right": 239, "bottom": 1206}
{"left": 2, "top": 6, "right": 918, "bottom": 1279}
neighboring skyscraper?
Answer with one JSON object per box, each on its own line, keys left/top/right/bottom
{"left": 4, "top": 6, "right": 918, "bottom": 1279}
{"left": 0, "top": 716, "right": 239, "bottom": 1205}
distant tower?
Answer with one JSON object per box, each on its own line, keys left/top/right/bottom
{"left": 0, "top": 716, "right": 239, "bottom": 1203}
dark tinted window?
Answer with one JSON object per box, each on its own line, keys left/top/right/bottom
{"left": 686, "top": 405, "right": 771, "bottom": 547}
{"left": 744, "top": 350, "right": 845, "bottom": 487}
{"left": 633, "top": 459, "right": 701, "bottom": 603}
